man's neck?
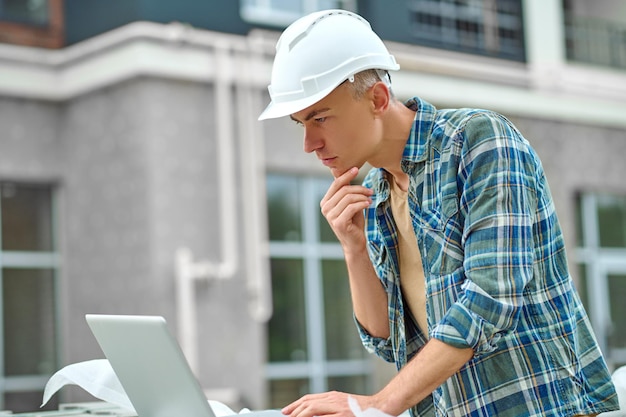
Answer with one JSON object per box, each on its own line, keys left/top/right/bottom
{"left": 387, "top": 170, "right": 409, "bottom": 192}
{"left": 378, "top": 101, "right": 416, "bottom": 192}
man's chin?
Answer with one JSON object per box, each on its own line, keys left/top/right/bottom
{"left": 328, "top": 167, "right": 339, "bottom": 178}
{"left": 329, "top": 164, "right": 366, "bottom": 179}
{"left": 329, "top": 166, "right": 351, "bottom": 178}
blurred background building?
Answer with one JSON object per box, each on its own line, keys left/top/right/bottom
{"left": 0, "top": 0, "right": 625, "bottom": 413}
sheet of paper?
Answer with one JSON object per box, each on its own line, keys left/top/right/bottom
{"left": 41, "top": 359, "right": 242, "bottom": 416}
{"left": 42, "top": 359, "right": 135, "bottom": 411}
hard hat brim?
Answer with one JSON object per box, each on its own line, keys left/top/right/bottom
{"left": 258, "top": 84, "right": 336, "bottom": 121}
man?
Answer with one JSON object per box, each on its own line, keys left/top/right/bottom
{"left": 259, "top": 9, "right": 619, "bottom": 417}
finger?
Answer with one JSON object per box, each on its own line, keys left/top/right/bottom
{"left": 285, "top": 395, "right": 342, "bottom": 417}
{"left": 281, "top": 394, "right": 322, "bottom": 417}
{"left": 281, "top": 400, "right": 298, "bottom": 415}
{"left": 321, "top": 186, "right": 371, "bottom": 214}
{"left": 321, "top": 184, "right": 373, "bottom": 214}
{"left": 322, "top": 194, "right": 371, "bottom": 228}
{"left": 331, "top": 164, "right": 359, "bottom": 180}
{"left": 321, "top": 167, "right": 360, "bottom": 205}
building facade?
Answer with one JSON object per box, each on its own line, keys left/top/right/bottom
{"left": 0, "top": 0, "right": 625, "bottom": 413}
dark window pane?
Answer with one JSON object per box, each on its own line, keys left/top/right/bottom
{"left": 1, "top": 183, "right": 54, "bottom": 251}
{"left": 5, "top": 390, "right": 57, "bottom": 413}
{"left": 269, "top": 379, "right": 309, "bottom": 409}
{"left": 1, "top": 0, "right": 49, "bottom": 24}
{"left": 608, "top": 273, "right": 626, "bottom": 350}
{"left": 314, "top": 179, "right": 336, "bottom": 243}
{"left": 268, "top": 259, "right": 307, "bottom": 362}
{"left": 267, "top": 176, "right": 302, "bottom": 242}
{"left": 596, "top": 195, "right": 626, "bottom": 248}
{"left": 575, "top": 194, "right": 584, "bottom": 247}
{"left": 322, "top": 260, "right": 366, "bottom": 360}
{"left": 327, "top": 375, "right": 369, "bottom": 395}
{"left": 2, "top": 268, "right": 57, "bottom": 376}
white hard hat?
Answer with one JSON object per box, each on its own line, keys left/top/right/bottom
{"left": 258, "top": 9, "right": 400, "bottom": 120}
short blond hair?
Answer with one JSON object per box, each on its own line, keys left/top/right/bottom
{"left": 346, "top": 69, "right": 395, "bottom": 99}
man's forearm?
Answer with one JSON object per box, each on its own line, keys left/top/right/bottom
{"left": 373, "top": 338, "right": 474, "bottom": 415}
{"left": 344, "top": 246, "right": 390, "bottom": 338}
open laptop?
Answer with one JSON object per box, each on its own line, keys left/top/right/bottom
{"left": 85, "top": 314, "right": 284, "bottom": 417}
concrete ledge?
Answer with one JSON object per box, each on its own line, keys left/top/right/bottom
{"left": 0, "top": 21, "right": 625, "bottom": 128}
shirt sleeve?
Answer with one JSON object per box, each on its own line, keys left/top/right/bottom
{"left": 430, "top": 112, "right": 537, "bottom": 356}
{"left": 353, "top": 314, "right": 396, "bottom": 363}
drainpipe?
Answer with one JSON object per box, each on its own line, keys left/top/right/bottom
{"left": 175, "top": 41, "right": 237, "bottom": 375}
{"left": 238, "top": 35, "right": 272, "bottom": 323}
{"left": 175, "top": 35, "right": 274, "bottom": 375}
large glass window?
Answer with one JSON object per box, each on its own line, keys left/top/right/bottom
{"left": 407, "top": 0, "right": 525, "bottom": 61}
{"left": 575, "top": 193, "right": 626, "bottom": 370}
{"left": 265, "top": 174, "right": 372, "bottom": 408}
{"left": 240, "top": 0, "right": 356, "bottom": 27}
{"left": 0, "top": 182, "right": 59, "bottom": 412}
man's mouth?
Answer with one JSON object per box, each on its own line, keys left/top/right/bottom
{"left": 320, "top": 157, "right": 336, "bottom": 167}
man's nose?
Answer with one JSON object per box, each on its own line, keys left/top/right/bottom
{"left": 303, "top": 129, "right": 322, "bottom": 154}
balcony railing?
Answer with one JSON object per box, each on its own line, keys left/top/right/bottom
{"left": 407, "top": 0, "right": 526, "bottom": 61}
{"left": 565, "top": 16, "right": 626, "bottom": 70}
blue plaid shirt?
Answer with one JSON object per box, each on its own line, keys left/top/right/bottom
{"left": 358, "top": 97, "right": 619, "bottom": 416}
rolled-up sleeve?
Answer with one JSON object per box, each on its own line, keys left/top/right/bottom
{"left": 354, "top": 313, "right": 396, "bottom": 362}
{"left": 430, "top": 113, "right": 536, "bottom": 356}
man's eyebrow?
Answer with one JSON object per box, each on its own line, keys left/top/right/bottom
{"left": 290, "top": 108, "right": 330, "bottom": 123}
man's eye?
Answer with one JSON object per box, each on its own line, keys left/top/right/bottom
{"left": 293, "top": 120, "right": 303, "bottom": 126}
{"left": 315, "top": 117, "right": 326, "bottom": 123}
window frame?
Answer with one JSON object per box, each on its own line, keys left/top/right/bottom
{"left": 0, "top": 181, "right": 61, "bottom": 411}
{"left": 265, "top": 175, "right": 373, "bottom": 402}
{"left": 575, "top": 192, "right": 626, "bottom": 369}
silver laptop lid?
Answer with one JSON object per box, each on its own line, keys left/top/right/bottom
{"left": 85, "top": 314, "right": 216, "bottom": 417}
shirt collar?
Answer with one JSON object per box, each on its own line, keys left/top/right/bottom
{"left": 403, "top": 96, "right": 437, "bottom": 164}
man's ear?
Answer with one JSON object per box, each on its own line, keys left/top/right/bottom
{"left": 370, "top": 81, "right": 390, "bottom": 116}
